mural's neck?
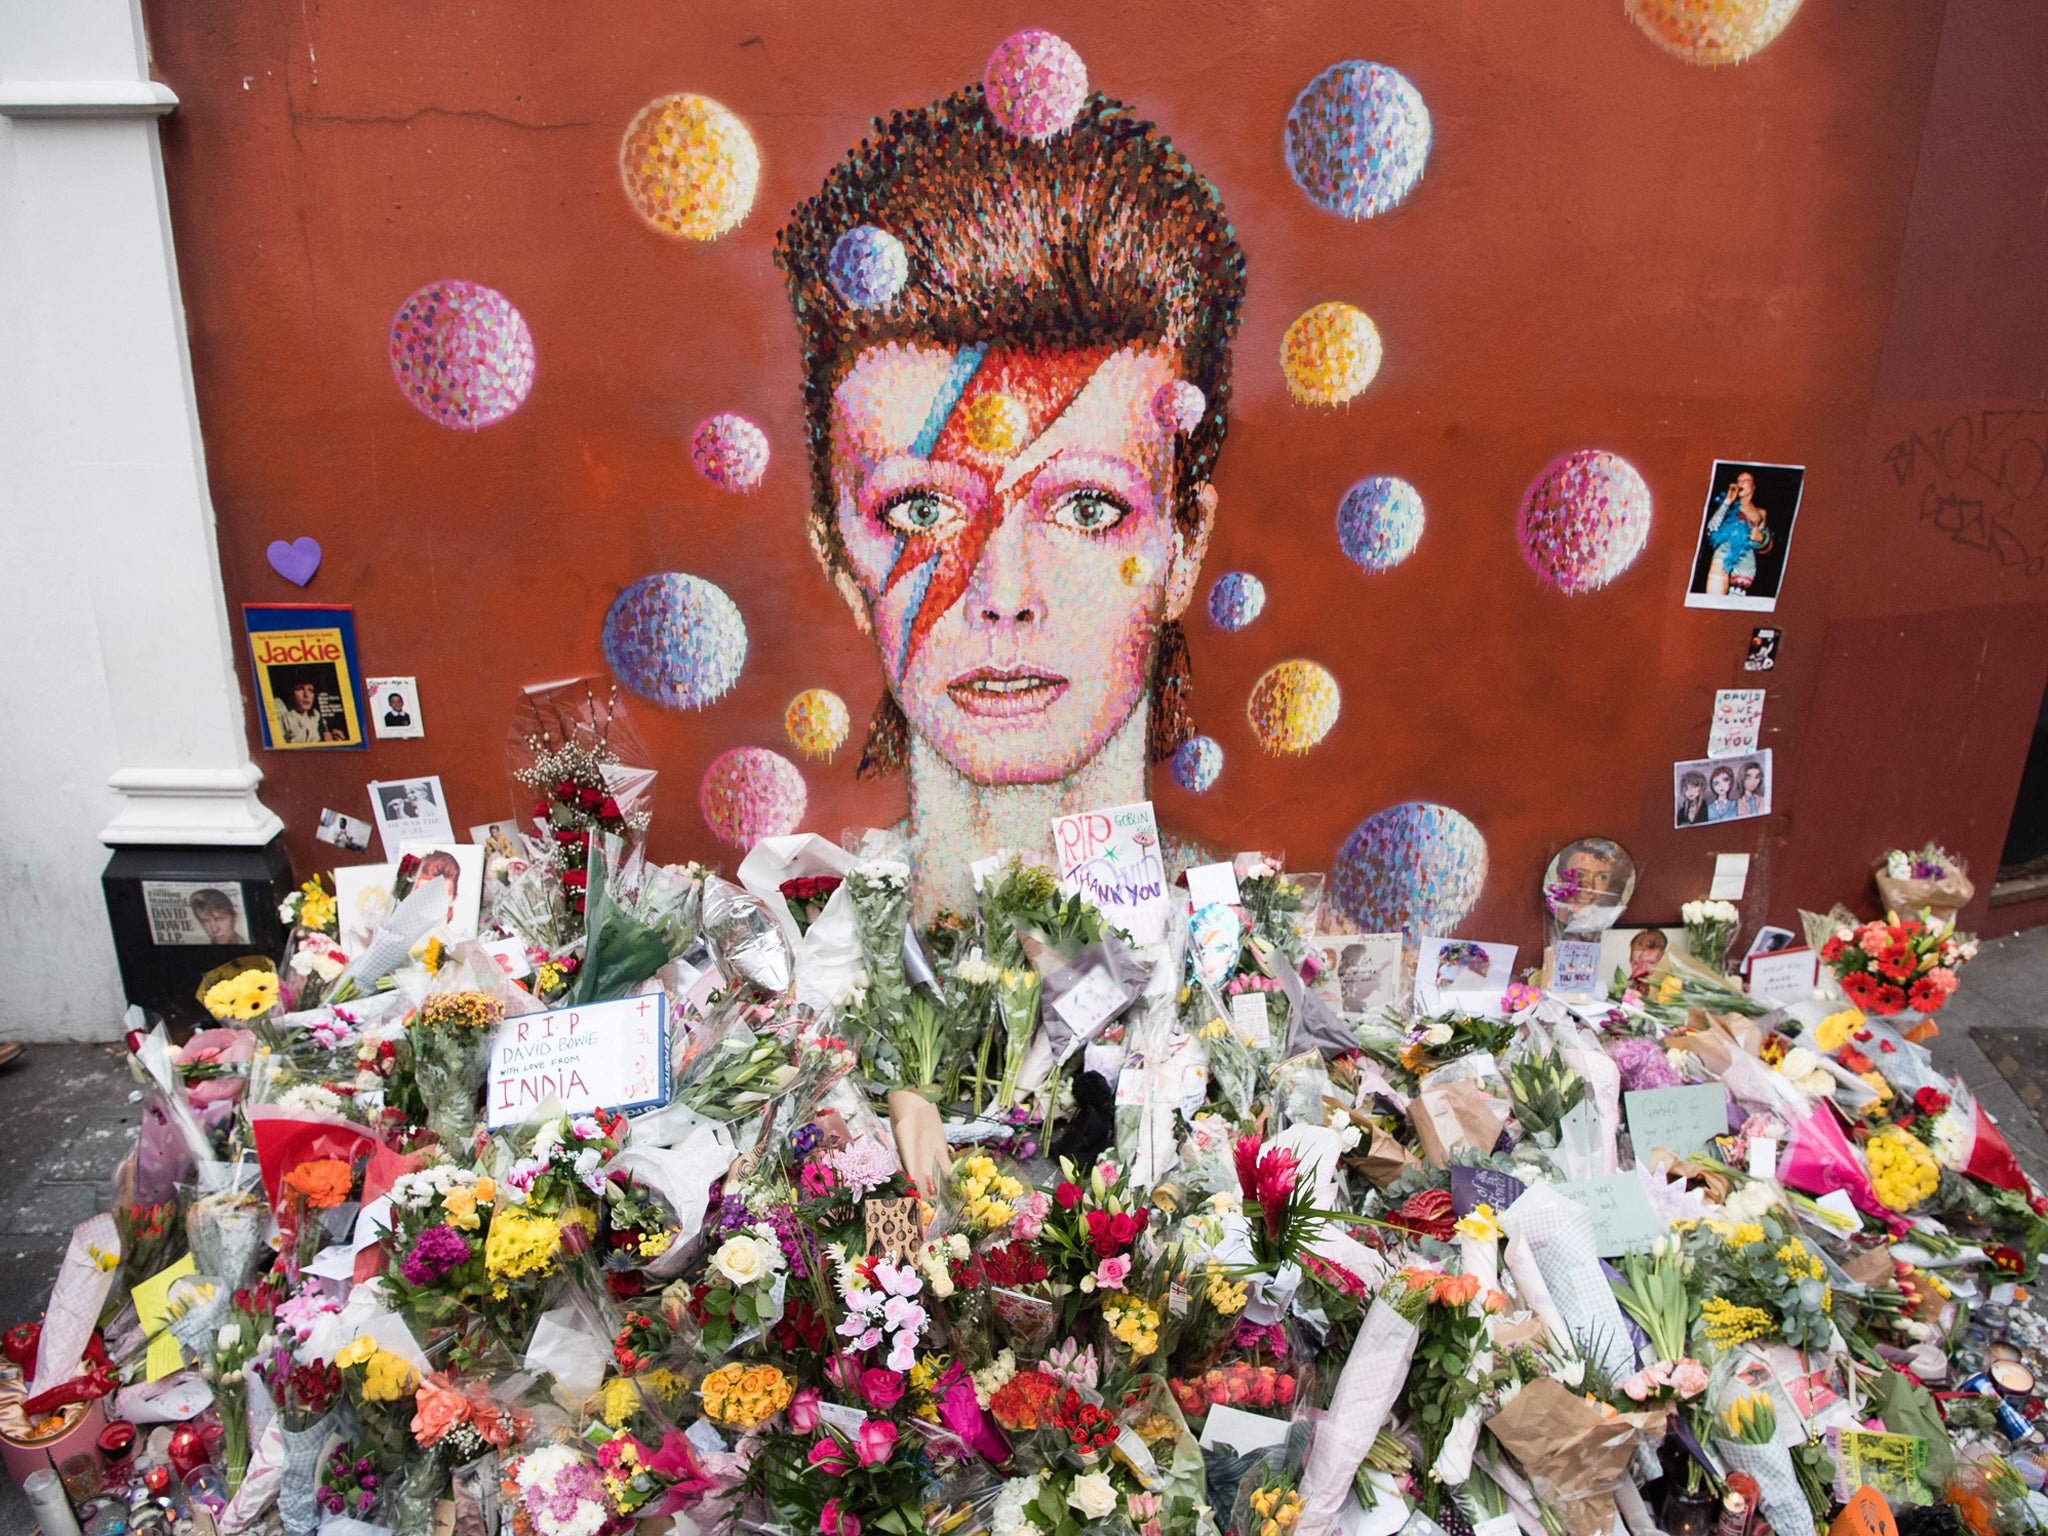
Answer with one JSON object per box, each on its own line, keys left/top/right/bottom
{"left": 905, "top": 701, "right": 1150, "bottom": 919}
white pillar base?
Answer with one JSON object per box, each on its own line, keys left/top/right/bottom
{"left": 100, "top": 764, "right": 285, "bottom": 846}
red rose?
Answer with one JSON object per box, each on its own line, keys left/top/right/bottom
{"left": 1055, "top": 1182, "right": 1083, "bottom": 1209}
{"left": 1091, "top": 1233, "right": 1120, "bottom": 1258}
{"left": 562, "top": 870, "right": 588, "bottom": 890}
{"left": 554, "top": 781, "right": 579, "bottom": 802}
{"left": 1109, "top": 1211, "right": 1139, "bottom": 1246}
{"left": 1276, "top": 1373, "right": 1297, "bottom": 1407}
{"left": 1914, "top": 1087, "right": 1951, "bottom": 1116}
{"left": 580, "top": 788, "right": 604, "bottom": 809}
{"left": 1084, "top": 1208, "right": 1111, "bottom": 1236}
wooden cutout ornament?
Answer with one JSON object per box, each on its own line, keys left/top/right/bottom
{"left": 863, "top": 1198, "right": 919, "bottom": 1263}
{"left": 1831, "top": 1486, "right": 1898, "bottom": 1536}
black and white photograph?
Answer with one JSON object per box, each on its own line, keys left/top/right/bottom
{"left": 315, "top": 806, "right": 374, "bottom": 851}
{"left": 1683, "top": 461, "right": 1806, "bottom": 612}
{"left": 367, "top": 774, "right": 455, "bottom": 857}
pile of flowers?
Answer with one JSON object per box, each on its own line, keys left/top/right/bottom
{"left": 49, "top": 782, "right": 2048, "bottom": 1536}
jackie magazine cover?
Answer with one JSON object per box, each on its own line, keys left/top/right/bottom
{"left": 243, "top": 603, "right": 368, "bottom": 750}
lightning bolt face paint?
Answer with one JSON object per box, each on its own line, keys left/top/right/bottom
{"left": 830, "top": 341, "right": 1188, "bottom": 786}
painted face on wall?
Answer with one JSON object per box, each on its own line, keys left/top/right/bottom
{"left": 829, "top": 340, "right": 1208, "bottom": 784}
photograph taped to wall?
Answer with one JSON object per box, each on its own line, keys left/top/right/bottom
{"left": 315, "top": 807, "right": 374, "bottom": 851}
{"left": 141, "top": 880, "right": 249, "bottom": 947}
{"left": 1308, "top": 932, "right": 1404, "bottom": 1021}
{"left": 1684, "top": 461, "right": 1806, "bottom": 612}
{"left": 1745, "top": 627, "right": 1781, "bottom": 672}
{"left": 368, "top": 675, "right": 424, "bottom": 740}
{"left": 243, "top": 604, "right": 367, "bottom": 750}
{"left": 396, "top": 839, "right": 484, "bottom": 940}
{"left": 368, "top": 775, "right": 454, "bottom": 858}
{"left": 1673, "top": 749, "right": 1773, "bottom": 829}
{"left": 333, "top": 863, "right": 398, "bottom": 957}
{"left": 1598, "top": 927, "right": 1695, "bottom": 997}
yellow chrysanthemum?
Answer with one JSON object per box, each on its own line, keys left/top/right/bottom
{"left": 1814, "top": 1009, "right": 1863, "bottom": 1053}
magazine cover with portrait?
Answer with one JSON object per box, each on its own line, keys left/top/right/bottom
{"left": 243, "top": 603, "right": 367, "bottom": 749}
{"left": 1683, "top": 460, "right": 1805, "bottom": 612}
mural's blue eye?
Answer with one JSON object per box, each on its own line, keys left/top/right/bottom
{"left": 1052, "top": 488, "right": 1131, "bottom": 535}
{"left": 880, "top": 490, "right": 965, "bottom": 540}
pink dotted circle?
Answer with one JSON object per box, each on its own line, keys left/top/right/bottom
{"left": 700, "top": 747, "right": 807, "bottom": 847}
{"left": 690, "top": 413, "right": 770, "bottom": 493}
{"left": 1516, "top": 450, "right": 1652, "bottom": 595}
{"left": 983, "top": 30, "right": 1089, "bottom": 141}
{"left": 388, "top": 280, "right": 535, "bottom": 430}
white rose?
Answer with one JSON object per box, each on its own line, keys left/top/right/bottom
{"left": 1068, "top": 1471, "right": 1118, "bottom": 1520}
{"left": 1422, "top": 1023, "right": 1454, "bottom": 1047}
{"left": 1780, "top": 1048, "right": 1817, "bottom": 1080}
{"left": 712, "top": 1234, "right": 767, "bottom": 1287}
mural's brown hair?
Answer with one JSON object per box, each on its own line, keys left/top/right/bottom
{"left": 775, "top": 86, "right": 1247, "bottom": 777}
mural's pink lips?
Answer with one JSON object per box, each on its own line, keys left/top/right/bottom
{"left": 946, "top": 666, "right": 1069, "bottom": 718}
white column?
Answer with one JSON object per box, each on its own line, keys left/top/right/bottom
{"left": 0, "top": 0, "right": 279, "bottom": 1037}
{"left": 0, "top": 0, "right": 280, "bottom": 848}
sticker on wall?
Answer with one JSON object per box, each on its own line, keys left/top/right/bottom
{"left": 316, "top": 808, "right": 374, "bottom": 852}
{"left": 367, "top": 676, "right": 424, "bottom": 740}
{"left": 1683, "top": 460, "right": 1805, "bottom": 612}
{"left": 1745, "top": 627, "right": 1781, "bottom": 671}
{"left": 1285, "top": 61, "right": 1433, "bottom": 219}
{"left": 243, "top": 604, "right": 367, "bottom": 751}
{"left": 388, "top": 280, "right": 535, "bottom": 430}
{"left": 619, "top": 93, "right": 760, "bottom": 240}
{"left": 1625, "top": 0, "right": 1805, "bottom": 66}
{"left": 982, "top": 30, "right": 1089, "bottom": 141}
{"left": 1282, "top": 302, "right": 1381, "bottom": 405}
{"left": 784, "top": 689, "right": 851, "bottom": 759}
{"left": 1673, "top": 749, "right": 1772, "bottom": 829}
{"left": 1170, "top": 735, "right": 1223, "bottom": 793}
{"left": 1517, "top": 449, "right": 1653, "bottom": 594}
{"left": 690, "top": 413, "right": 770, "bottom": 494}
{"left": 1333, "top": 801, "right": 1489, "bottom": 940}
{"left": 141, "top": 881, "right": 249, "bottom": 947}
{"left": 601, "top": 573, "right": 748, "bottom": 711}
{"left": 700, "top": 746, "right": 807, "bottom": 847}
{"left": 266, "top": 536, "right": 322, "bottom": 587}
{"left": 1338, "top": 476, "right": 1425, "bottom": 572}
{"left": 1247, "top": 660, "right": 1340, "bottom": 754}
{"left": 1206, "top": 571, "right": 1265, "bottom": 631}
{"left": 1706, "top": 687, "right": 1765, "bottom": 759}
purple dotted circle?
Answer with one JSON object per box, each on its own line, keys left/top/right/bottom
{"left": 1333, "top": 801, "right": 1488, "bottom": 939}
{"left": 388, "top": 280, "right": 535, "bottom": 430}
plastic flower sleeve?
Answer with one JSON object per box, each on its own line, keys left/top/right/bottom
{"left": 1295, "top": 1293, "right": 1420, "bottom": 1529}
{"left": 1498, "top": 1183, "right": 1637, "bottom": 1379}
{"left": 702, "top": 876, "right": 795, "bottom": 998}
{"left": 132, "top": 1016, "right": 222, "bottom": 1204}
{"left": 734, "top": 833, "right": 863, "bottom": 1010}
{"left": 608, "top": 1130, "right": 737, "bottom": 1279}
{"left": 188, "top": 1155, "right": 272, "bottom": 1288}
{"left": 328, "top": 876, "right": 452, "bottom": 1005}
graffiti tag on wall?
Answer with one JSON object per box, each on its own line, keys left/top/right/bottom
{"left": 1881, "top": 408, "right": 2048, "bottom": 576}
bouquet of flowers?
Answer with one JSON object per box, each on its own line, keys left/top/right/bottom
{"left": 1819, "top": 912, "right": 1975, "bottom": 1017}
{"left": 1876, "top": 842, "right": 1975, "bottom": 924}
{"left": 510, "top": 679, "right": 657, "bottom": 931}
{"left": 405, "top": 989, "right": 504, "bottom": 1147}
{"left": 1681, "top": 898, "right": 1741, "bottom": 972}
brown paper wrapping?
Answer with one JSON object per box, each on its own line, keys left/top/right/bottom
{"left": 1648, "top": 1149, "right": 1733, "bottom": 1204}
{"left": 1486, "top": 1378, "right": 1647, "bottom": 1536}
{"left": 886, "top": 1088, "right": 953, "bottom": 1195}
{"left": 1327, "top": 1096, "right": 1416, "bottom": 1188}
{"left": 1842, "top": 1245, "right": 1896, "bottom": 1290}
{"left": 1408, "top": 1078, "right": 1506, "bottom": 1168}
{"left": 1874, "top": 871, "right": 1974, "bottom": 926}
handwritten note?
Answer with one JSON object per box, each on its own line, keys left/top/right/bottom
{"left": 1708, "top": 688, "right": 1766, "bottom": 758}
{"left": 1185, "top": 862, "right": 1241, "bottom": 910}
{"left": 1050, "top": 801, "right": 1170, "bottom": 945}
{"left": 1450, "top": 1163, "right": 1526, "bottom": 1218}
{"left": 1710, "top": 852, "right": 1751, "bottom": 901}
{"left": 1550, "top": 939, "right": 1602, "bottom": 999}
{"left": 486, "top": 994, "right": 669, "bottom": 1127}
{"left": 1624, "top": 1083, "right": 1730, "bottom": 1158}
{"left": 1748, "top": 946, "right": 1818, "bottom": 1005}
{"left": 1556, "top": 1174, "right": 1664, "bottom": 1256}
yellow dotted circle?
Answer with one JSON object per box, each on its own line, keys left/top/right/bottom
{"left": 783, "top": 689, "right": 851, "bottom": 759}
{"left": 1248, "top": 660, "right": 1341, "bottom": 753}
{"left": 619, "top": 94, "right": 760, "bottom": 241}
{"left": 1281, "top": 303, "right": 1382, "bottom": 406}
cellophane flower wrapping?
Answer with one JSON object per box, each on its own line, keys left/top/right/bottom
{"left": 1295, "top": 1293, "right": 1420, "bottom": 1529}
{"left": 563, "top": 835, "right": 703, "bottom": 1007}
{"left": 408, "top": 989, "right": 505, "bottom": 1148}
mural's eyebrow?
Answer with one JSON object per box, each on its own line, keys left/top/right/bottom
{"left": 993, "top": 355, "right": 1119, "bottom": 496}
{"left": 909, "top": 343, "right": 989, "bottom": 458}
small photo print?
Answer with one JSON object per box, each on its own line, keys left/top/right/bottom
{"left": 397, "top": 840, "right": 484, "bottom": 941}
{"left": 1308, "top": 933, "right": 1404, "bottom": 1021}
{"left": 1598, "top": 926, "right": 1695, "bottom": 996}
{"left": 142, "top": 880, "right": 249, "bottom": 947}
{"left": 470, "top": 819, "right": 526, "bottom": 867}
{"left": 1744, "top": 627, "right": 1781, "bottom": 672}
{"left": 1414, "top": 936, "right": 1517, "bottom": 1014}
{"left": 368, "top": 676, "right": 424, "bottom": 740}
{"left": 1684, "top": 461, "right": 1806, "bottom": 612}
{"left": 368, "top": 775, "right": 454, "bottom": 858}
{"left": 315, "top": 807, "right": 374, "bottom": 851}
{"left": 1673, "top": 749, "right": 1773, "bottom": 829}
{"left": 333, "top": 863, "right": 397, "bottom": 957}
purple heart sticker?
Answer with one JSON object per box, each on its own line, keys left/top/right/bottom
{"left": 266, "top": 537, "right": 322, "bottom": 586}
